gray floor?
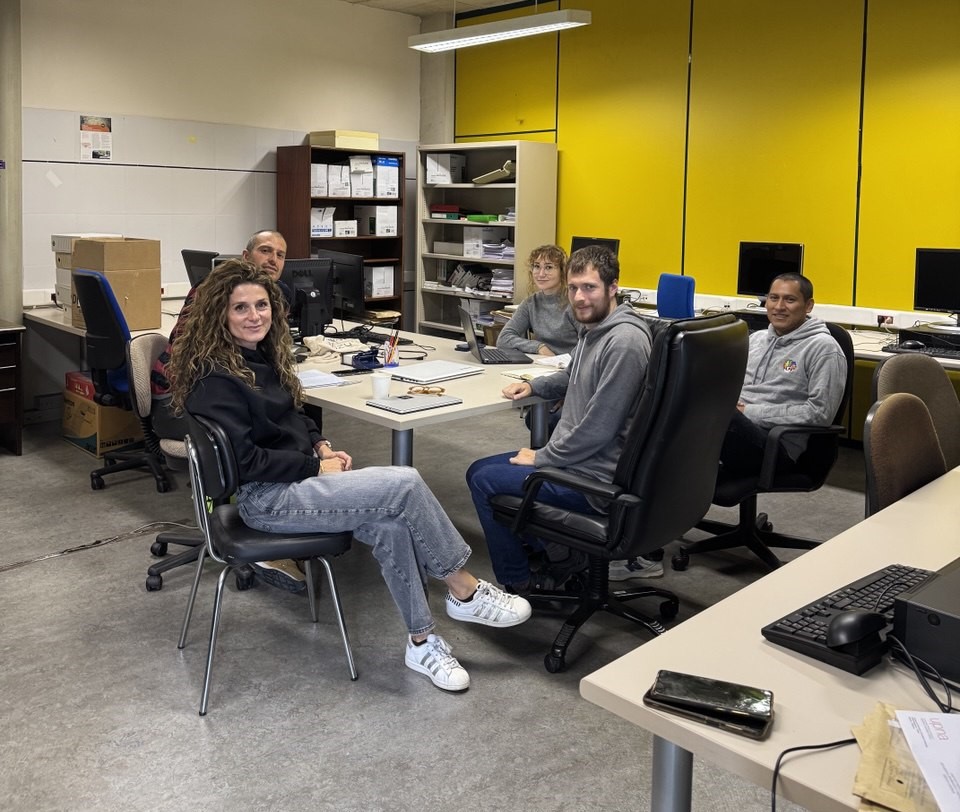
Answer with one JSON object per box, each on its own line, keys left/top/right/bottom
{"left": 0, "top": 412, "right": 866, "bottom": 811}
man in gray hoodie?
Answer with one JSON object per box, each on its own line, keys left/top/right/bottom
{"left": 466, "top": 246, "right": 652, "bottom": 595}
{"left": 720, "top": 273, "right": 847, "bottom": 474}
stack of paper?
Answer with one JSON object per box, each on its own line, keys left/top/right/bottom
{"left": 490, "top": 268, "right": 514, "bottom": 295}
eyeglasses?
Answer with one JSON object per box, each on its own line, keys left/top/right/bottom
{"left": 408, "top": 386, "right": 445, "bottom": 396}
{"left": 532, "top": 264, "right": 558, "bottom": 275}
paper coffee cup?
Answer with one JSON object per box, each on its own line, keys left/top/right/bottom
{"left": 371, "top": 372, "right": 391, "bottom": 399}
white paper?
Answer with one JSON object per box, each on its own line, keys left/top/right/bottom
{"left": 533, "top": 353, "right": 571, "bottom": 369}
{"left": 895, "top": 710, "right": 960, "bottom": 811}
{"left": 297, "top": 370, "right": 347, "bottom": 389}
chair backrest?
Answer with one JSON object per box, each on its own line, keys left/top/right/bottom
{"left": 873, "top": 352, "right": 960, "bottom": 469}
{"left": 185, "top": 414, "right": 239, "bottom": 506}
{"left": 863, "top": 392, "right": 947, "bottom": 517}
{"left": 72, "top": 269, "right": 132, "bottom": 404}
{"left": 126, "top": 333, "right": 168, "bottom": 420}
{"left": 181, "top": 249, "right": 220, "bottom": 288}
{"left": 610, "top": 314, "right": 749, "bottom": 556}
{"left": 656, "top": 273, "right": 696, "bottom": 319}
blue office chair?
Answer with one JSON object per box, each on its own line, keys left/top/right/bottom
{"left": 656, "top": 273, "right": 696, "bottom": 319}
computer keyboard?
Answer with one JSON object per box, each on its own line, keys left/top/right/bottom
{"left": 480, "top": 346, "right": 514, "bottom": 362}
{"left": 761, "top": 563, "right": 933, "bottom": 675}
{"left": 326, "top": 328, "right": 413, "bottom": 345}
{"left": 881, "top": 342, "right": 960, "bottom": 359}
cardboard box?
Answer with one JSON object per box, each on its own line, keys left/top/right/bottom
{"left": 327, "top": 165, "right": 352, "bottom": 197}
{"left": 354, "top": 205, "right": 398, "bottom": 237}
{"left": 65, "top": 370, "right": 96, "bottom": 401}
{"left": 62, "top": 389, "right": 142, "bottom": 458}
{"left": 334, "top": 220, "right": 358, "bottom": 238}
{"left": 70, "top": 238, "right": 162, "bottom": 331}
{"left": 374, "top": 156, "right": 400, "bottom": 198}
{"left": 50, "top": 233, "right": 122, "bottom": 253}
{"left": 425, "top": 153, "right": 466, "bottom": 184}
{"left": 311, "top": 207, "right": 335, "bottom": 238}
{"left": 309, "top": 130, "right": 380, "bottom": 150}
{"left": 463, "top": 226, "right": 506, "bottom": 259}
{"left": 363, "top": 266, "right": 395, "bottom": 298}
{"left": 310, "top": 163, "right": 328, "bottom": 196}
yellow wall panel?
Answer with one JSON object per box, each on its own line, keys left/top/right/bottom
{"left": 556, "top": 0, "right": 691, "bottom": 288}
{"left": 455, "top": 2, "right": 560, "bottom": 138}
{"left": 685, "top": 0, "right": 863, "bottom": 305}
{"left": 856, "top": 0, "right": 960, "bottom": 310}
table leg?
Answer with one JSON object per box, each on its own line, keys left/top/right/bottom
{"left": 651, "top": 736, "right": 693, "bottom": 812}
{"left": 529, "top": 401, "right": 549, "bottom": 449}
{"left": 392, "top": 429, "right": 413, "bottom": 466}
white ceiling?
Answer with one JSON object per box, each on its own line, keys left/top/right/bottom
{"left": 337, "top": 0, "right": 510, "bottom": 17}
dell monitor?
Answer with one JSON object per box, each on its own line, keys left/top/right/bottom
{"left": 737, "top": 242, "right": 804, "bottom": 300}
{"left": 280, "top": 258, "right": 334, "bottom": 338}
{"left": 570, "top": 236, "right": 620, "bottom": 257}
{"left": 914, "top": 248, "right": 960, "bottom": 329}
{"left": 314, "top": 248, "right": 367, "bottom": 322}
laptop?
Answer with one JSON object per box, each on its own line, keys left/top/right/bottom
{"left": 388, "top": 360, "right": 484, "bottom": 385}
{"left": 458, "top": 307, "right": 532, "bottom": 364}
{"left": 366, "top": 394, "right": 463, "bottom": 414}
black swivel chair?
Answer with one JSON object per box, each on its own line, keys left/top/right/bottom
{"left": 490, "top": 314, "right": 749, "bottom": 672}
{"left": 180, "top": 249, "right": 219, "bottom": 288}
{"left": 672, "top": 321, "right": 855, "bottom": 571}
{"left": 177, "top": 414, "right": 356, "bottom": 715}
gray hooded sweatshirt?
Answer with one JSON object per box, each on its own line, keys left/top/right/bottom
{"left": 741, "top": 317, "right": 847, "bottom": 459}
{"left": 530, "top": 303, "right": 652, "bottom": 485}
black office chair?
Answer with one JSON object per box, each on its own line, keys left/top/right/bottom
{"left": 672, "top": 321, "right": 855, "bottom": 571}
{"left": 490, "top": 314, "right": 748, "bottom": 672}
{"left": 177, "top": 414, "right": 357, "bottom": 715}
{"left": 180, "top": 249, "right": 219, "bottom": 288}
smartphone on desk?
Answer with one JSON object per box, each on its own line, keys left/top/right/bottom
{"left": 642, "top": 669, "right": 774, "bottom": 740}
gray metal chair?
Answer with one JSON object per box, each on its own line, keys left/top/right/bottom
{"left": 863, "top": 392, "right": 946, "bottom": 517}
{"left": 177, "top": 413, "right": 356, "bottom": 715}
{"left": 872, "top": 351, "right": 960, "bottom": 469}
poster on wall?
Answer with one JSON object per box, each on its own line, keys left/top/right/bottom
{"left": 80, "top": 115, "right": 112, "bottom": 161}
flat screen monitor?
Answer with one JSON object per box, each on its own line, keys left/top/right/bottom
{"left": 280, "top": 258, "right": 334, "bottom": 338}
{"left": 570, "top": 236, "right": 620, "bottom": 257}
{"left": 314, "top": 248, "right": 366, "bottom": 321}
{"left": 914, "top": 248, "right": 960, "bottom": 328}
{"left": 737, "top": 242, "right": 804, "bottom": 299}
{"left": 181, "top": 249, "right": 219, "bottom": 288}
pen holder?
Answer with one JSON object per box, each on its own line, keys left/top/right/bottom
{"left": 379, "top": 345, "right": 400, "bottom": 368}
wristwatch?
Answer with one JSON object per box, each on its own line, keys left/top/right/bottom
{"left": 317, "top": 439, "right": 332, "bottom": 449}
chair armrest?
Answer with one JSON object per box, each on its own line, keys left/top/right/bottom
{"left": 759, "top": 423, "right": 844, "bottom": 487}
{"left": 510, "top": 467, "right": 622, "bottom": 536}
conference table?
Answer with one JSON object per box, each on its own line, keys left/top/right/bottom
{"left": 580, "top": 465, "right": 960, "bottom": 812}
{"left": 298, "top": 329, "right": 549, "bottom": 466}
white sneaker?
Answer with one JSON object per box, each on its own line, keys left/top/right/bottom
{"left": 405, "top": 633, "right": 470, "bottom": 692}
{"left": 445, "top": 580, "right": 532, "bottom": 627}
{"left": 608, "top": 556, "right": 664, "bottom": 581}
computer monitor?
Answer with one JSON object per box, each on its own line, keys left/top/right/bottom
{"left": 570, "top": 236, "right": 620, "bottom": 257}
{"left": 280, "top": 258, "right": 334, "bottom": 338}
{"left": 914, "top": 248, "right": 960, "bottom": 329}
{"left": 737, "top": 242, "right": 804, "bottom": 300}
{"left": 180, "top": 249, "right": 219, "bottom": 288}
{"left": 314, "top": 248, "right": 366, "bottom": 321}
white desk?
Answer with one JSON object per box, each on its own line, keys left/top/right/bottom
{"left": 580, "top": 466, "right": 960, "bottom": 812}
{"left": 300, "top": 330, "right": 549, "bottom": 466}
{"left": 22, "top": 301, "right": 184, "bottom": 338}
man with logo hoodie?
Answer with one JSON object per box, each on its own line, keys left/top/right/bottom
{"left": 466, "top": 245, "right": 653, "bottom": 596}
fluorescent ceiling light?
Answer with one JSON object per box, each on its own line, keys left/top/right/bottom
{"left": 408, "top": 9, "right": 591, "bottom": 53}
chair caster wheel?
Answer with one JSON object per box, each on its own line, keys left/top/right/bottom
{"left": 236, "top": 566, "right": 256, "bottom": 591}
{"left": 156, "top": 480, "right": 170, "bottom": 493}
{"left": 150, "top": 541, "right": 168, "bottom": 557}
{"left": 660, "top": 600, "right": 679, "bottom": 620}
{"left": 91, "top": 475, "right": 105, "bottom": 491}
{"left": 671, "top": 552, "right": 689, "bottom": 571}
{"left": 756, "top": 513, "right": 773, "bottom": 532}
{"left": 544, "top": 653, "right": 566, "bottom": 673}
{"left": 146, "top": 574, "right": 163, "bottom": 591}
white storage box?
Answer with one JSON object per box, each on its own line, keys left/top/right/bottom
{"left": 364, "top": 266, "right": 395, "bottom": 298}
{"left": 311, "top": 207, "right": 335, "bottom": 237}
{"left": 327, "top": 165, "right": 352, "bottom": 197}
{"left": 425, "top": 153, "right": 466, "bottom": 184}
{"left": 374, "top": 156, "right": 400, "bottom": 198}
{"left": 334, "top": 220, "right": 358, "bottom": 237}
{"left": 354, "top": 205, "right": 398, "bottom": 237}
{"left": 310, "top": 164, "right": 328, "bottom": 196}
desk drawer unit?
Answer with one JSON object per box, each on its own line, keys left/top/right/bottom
{"left": 0, "top": 330, "right": 23, "bottom": 455}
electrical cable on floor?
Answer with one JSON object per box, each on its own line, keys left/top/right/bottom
{"left": 0, "top": 521, "right": 196, "bottom": 573}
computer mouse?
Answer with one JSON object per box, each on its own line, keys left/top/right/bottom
{"left": 292, "top": 345, "right": 310, "bottom": 363}
{"left": 900, "top": 339, "right": 926, "bottom": 350}
{"left": 825, "top": 609, "right": 887, "bottom": 648}
{"left": 454, "top": 342, "right": 470, "bottom": 352}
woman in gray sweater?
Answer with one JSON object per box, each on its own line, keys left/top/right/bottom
{"left": 496, "top": 244, "right": 578, "bottom": 356}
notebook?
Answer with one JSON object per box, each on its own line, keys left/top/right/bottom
{"left": 458, "top": 307, "right": 532, "bottom": 364}
{"left": 366, "top": 394, "right": 463, "bottom": 414}
{"left": 388, "top": 360, "right": 483, "bottom": 385}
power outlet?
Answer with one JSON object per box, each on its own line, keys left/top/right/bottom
{"left": 876, "top": 314, "right": 894, "bottom": 326}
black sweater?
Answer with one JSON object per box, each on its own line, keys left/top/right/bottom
{"left": 186, "top": 346, "right": 322, "bottom": 483}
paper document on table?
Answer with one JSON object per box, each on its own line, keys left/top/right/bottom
{"left": 896, "top": 710, "right": 960, "bottom": 812}
{"left": 501, "top": 367, "right": 559, "bottom": 382}
{"left": 852, "top": 702, "right": 941, "bottom": 812}
{"left": 297, "top": 370, "right": 347, "bottom": 389}
{"left": 533, "top": 353, "right": 571, "bottom": 369}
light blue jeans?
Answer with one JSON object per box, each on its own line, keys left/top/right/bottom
{"left": 236, "top": 466, "right": 471, "bottom": 637}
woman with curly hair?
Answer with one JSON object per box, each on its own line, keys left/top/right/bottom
{"left": 168, "top": 259, "right": 530, "bottom": 692}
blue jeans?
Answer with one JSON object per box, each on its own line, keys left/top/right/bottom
{"left": 237, "top": 466, "right": 471, "bottom": 637}
{"left": 466, "top": 452, "right": 595, "bottom": 587}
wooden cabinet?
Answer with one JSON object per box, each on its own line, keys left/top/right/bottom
{"left": 0, "top": 322, "right": 24, "bottom": 456}
{"left": 277, "top": 144, "right": 405, "bottom": 321}
{"left": 415, "top": 141, "right": 557, "bottom": 335}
